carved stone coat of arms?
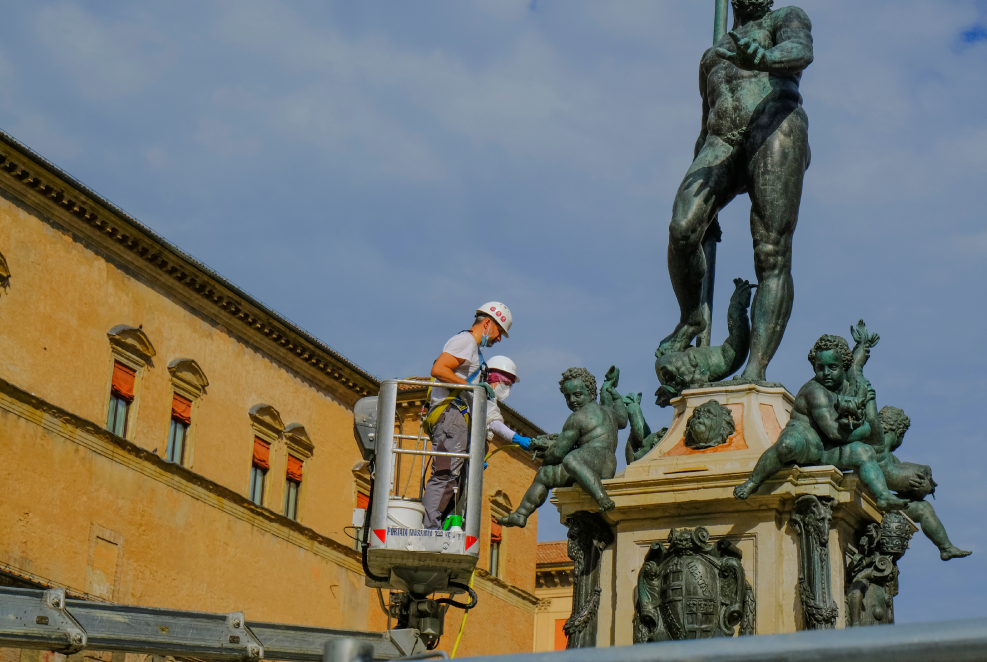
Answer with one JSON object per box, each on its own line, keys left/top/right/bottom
{"left": 633, "top": 527, "right": 755, "bottom": 642}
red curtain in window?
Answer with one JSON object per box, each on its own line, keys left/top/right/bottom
{"left": 171, "top": 394, "right": 192, "bottom": 424}
{"left": 287, "top": 455, "right": 303, "bottom": 482}
{"left": 490, "top": 517, "right": 503, "bottom": 544}
{"left": 111, "top": 362, "right": 136, "bottom": 402}
{"left": 356, "top": 492, "right": 369, "bottom": 509}
{"left": 252, "top": 437, "right": 271, "bottom": 470}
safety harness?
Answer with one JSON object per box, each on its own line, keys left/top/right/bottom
{"left": 422, "top": 334, "right": 485, "bottom": 436}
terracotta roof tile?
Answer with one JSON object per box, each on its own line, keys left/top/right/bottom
{"left": 537, "top": 541, "right": 570, "bottom": 565}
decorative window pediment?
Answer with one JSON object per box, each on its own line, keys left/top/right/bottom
{"left": 107, "top": 325, "right": 156, "bottom": 363}
{"left": 249, "top": 404, "right": 285, "bottom": 441}
{"left": 352, "top": 460, "right": 371, "bottom": 496}
{"left": 489, "top": 489, "right": 514, "bottom": 519}
{"left": 168, "top": 359, "right": 209, "bottom": 397}
{"left": 284, "top": 423, "right": 314, "bottom": 459}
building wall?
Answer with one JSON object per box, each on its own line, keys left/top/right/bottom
{"left": 0, "top": 133, "right": 542, "bottom": 656}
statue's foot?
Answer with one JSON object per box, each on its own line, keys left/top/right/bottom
{"left": 658, "top": 320, "right": 706, "bottom": 354}
{"left": 941, "top": 546, "right": 973, "bottom": 561}
{"left": 496, "top": 512, "right": 528, "bottom": 528}
{"left": 733, "top": 480, "right": 756, "bottom": 500}
{"left": 597, "top": 495, "right": 616, "bottom": 513}
{"left": 739, "top": 365, "right": 766, "bottom": 382}
{"left": 876, "top": 495, "right": 908, "bottom": 511}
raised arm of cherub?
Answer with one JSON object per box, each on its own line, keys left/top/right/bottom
{"left": 715, "top": 9, "right": 813, "bottom": 75}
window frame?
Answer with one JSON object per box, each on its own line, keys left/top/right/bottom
{"left": 248, "top": 404, "right": 284, "bottom": 508}
{"left": 249, "top": 463, "right": 267, "bottom": 505}
{"left": 104, "top": 325, "right": 156, "bottom": 442}
{"left": 166, "top": 359, "right": 208, "bottom": 468}
{"left": 166, "top": 418, "right": 189, "bottom": 465}
{"left": 283, "top": 477, "right": 300, "bottom": 520}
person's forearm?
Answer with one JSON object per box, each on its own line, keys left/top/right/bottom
{"left": 489, "top": 419, "right": 517, "bottom": 442}
{"left": 431, "top": 364, "right": 467, "bottom": 384}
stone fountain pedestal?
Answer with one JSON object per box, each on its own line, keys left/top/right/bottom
{"left": 552, "top": 382, "right": 893, "bottom": 644}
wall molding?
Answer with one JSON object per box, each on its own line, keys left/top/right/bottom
{"left": 0, "top": 132, "right": 377, "bottom": 406}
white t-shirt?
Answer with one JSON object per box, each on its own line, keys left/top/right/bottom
{"left": 430, "top": 331, "right": 481, "bottom": 407}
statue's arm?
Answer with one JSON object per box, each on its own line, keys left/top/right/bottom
{"left": 765, "top": 7, "right": 814, "bottom": 75}
{"left": 543, "top": 416, "right": 583, "bottom": 464}
{"left": 807, "top": 387, "right": 849, "bottom": 441}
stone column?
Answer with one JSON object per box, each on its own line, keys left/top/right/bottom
{"left": 562, "top": 511, "right": 614, "bottom": 649}
{"left": 789, "top": 494, "right": 839, "bottom": 629}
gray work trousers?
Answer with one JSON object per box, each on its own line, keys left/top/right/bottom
{"left": 422, "top": 407, "right": 468, "bottom": 530}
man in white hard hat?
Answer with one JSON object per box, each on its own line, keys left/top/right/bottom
{"left": 422, "top": 302, "right": 512, "bottom": 530}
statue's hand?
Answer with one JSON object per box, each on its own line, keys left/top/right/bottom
{"left": 716, "top": 31, "right": 767, "bottom": 70}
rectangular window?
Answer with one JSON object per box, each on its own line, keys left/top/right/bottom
{"left": 249, "top": 437, "right": 270, "bottom": 505}
{"left": 106, "top": 362, "right": 136, "bottom": 437}
{"left": 490, "top": 517, "right": 503, "bottom": 578}
{"left": 354, "top": 492, "right": 370, "bottom": 550}
{"left": 283, "top": 455, "right": 303, "bottom": 520}
{"left": 166, "top": 394, "right": 192, "bottom": 465}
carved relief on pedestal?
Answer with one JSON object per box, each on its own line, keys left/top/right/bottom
{"left": 789, "top": 495, "right": 838, "bottom": 629}
{"left": 562, "top": 512, "right": 613, "bottom": 649}
{"left": 632, "top": 527, "right": 755, "bottom": 643}
{"left": 683, "top": 400, "right": 736, "bottom": 450}
{"left": 846, "top": 512, "right": 913, "bottom": 627}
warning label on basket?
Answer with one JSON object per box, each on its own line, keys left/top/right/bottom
{"left": 385, "top": 528, "right": 467, "bottom": 553}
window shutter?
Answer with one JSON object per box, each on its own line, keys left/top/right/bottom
{"left": 356, "top": 492, "right": 369, "bottom": 509}
{"left": 286, "top": 455, "right": 303, "bottom": 482}
{"left": 252, "top": 437, "right": 271, "bottom": 470}
{"left": 171, "top": 393, "right": 192, "bottom": 424}
{"left": 111, "top": 362, "right": 136, "bottom": 401}
{"left": 490, "top": 517, "right": 503, "bottom": 544}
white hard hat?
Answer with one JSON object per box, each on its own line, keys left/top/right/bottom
{"left": 477, "top": 301, "right": 512, "bottom": 337}
{"left": 486, "top": 356, "right": 518, "bottom": 382}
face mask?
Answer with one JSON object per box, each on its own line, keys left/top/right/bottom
{"left": 493, "top": 383, "right": 511, "bottom": 401}
{"left": 480, "top": 333, "right": 490, "bottom": 348}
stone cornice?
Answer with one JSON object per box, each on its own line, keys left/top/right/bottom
{"left": 472, "top": 568, "right": 540, "bottom": 613}
{"left": 0, "top": 131, "right": 377, "bottom": 405}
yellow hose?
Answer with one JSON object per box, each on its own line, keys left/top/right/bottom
{"left": 450, "top": 443, "right": 520, "bottom": 658}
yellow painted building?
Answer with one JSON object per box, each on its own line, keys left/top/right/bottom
{"left": 0, "top": 131, "right": 544, "bottom": 658}
{"left": 533, "top": 542, "right": 573, "bottom": 653}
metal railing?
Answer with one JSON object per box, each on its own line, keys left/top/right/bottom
{"left": 0, "top": 586, "right": 423, "bottom": 660}
{"left": 470, "top": 617, "right": 987, "bottom": 662}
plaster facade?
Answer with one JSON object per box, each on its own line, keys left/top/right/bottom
{"left": 0, "top": 132, "right": 542, "bottom": 657}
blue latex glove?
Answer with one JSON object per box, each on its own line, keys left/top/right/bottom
{"left": 483, "top": 461, "right": 488, "bottom": 470}
{"left": 512, "top": 434, "right": 531, "bottom": 450}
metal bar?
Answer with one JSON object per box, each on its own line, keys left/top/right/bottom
{"left": 392, "top": 449, "right": 470, "bottom": 459}
{"left": 65, "top": 599, "right": 263, "bottom": 660}
{"left": 0, "top": 587, "right": 419, "bottom": 661}
{"left": 393, "top": 434, "right": 431, "bottom": 441}
{"left": 246, "top": 621, "right": 403, "bottom": 660}
{"left": 464, "top": 385, "right": 487, "bottom": 545}
{"left": 468, "top": 617, "right": 987, "bottom": 662}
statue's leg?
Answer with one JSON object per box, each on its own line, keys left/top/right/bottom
{"left": 840, "top": 443, "right": 907, "bottom": 510}
{"left": 741, "top": 109, "right": 810, "bottom": 381}
{"left": 735, "top": 422, "right": 816, "bottom": 499}
{"left": 498, "top": 465, "right": 569, "bottom": 528}
{"left": 662, "top": 137, "right": 740, "bottom": 352}
{"left": 904, "top": 500, "right": 972, "bottom": 560}
{"left": 562, "top": 447, "right": 617, "bottom": 512}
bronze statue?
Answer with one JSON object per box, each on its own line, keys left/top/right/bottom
{"left": 622, "top": 392, "right": 667, "bottom": 463}
{"left": 733, "top": 324, "right": 908, "bottom": 510}
{"left": 846, "top": 512, "right": 913, "bottom": 627}
{"left": 875, "top": 406, "right": 972, "bottom": 561}
{"left": 633, "top": 527, "right": 755, "bottom": 642}
{"left": 497, "top": 367, "right": 627, "bottom": 527}
{"left": 655, "top": 279, "right": 752, "bottom": 406}
{"left": 684, "top": 400, "right": 736, "bottom": 450}
{"left": 660, "top": 0, "right": 813, "bottom": 381}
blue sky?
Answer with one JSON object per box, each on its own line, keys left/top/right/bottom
{"left": 1, "top": 1, "right": 985, "bottom": 624}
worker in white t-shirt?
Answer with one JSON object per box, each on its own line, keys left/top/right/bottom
{"left": 422, "top": 302, "right": 512, "bottom": 530}
{"left": 484, "top": 356, "right": 531, "bottom": 448}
